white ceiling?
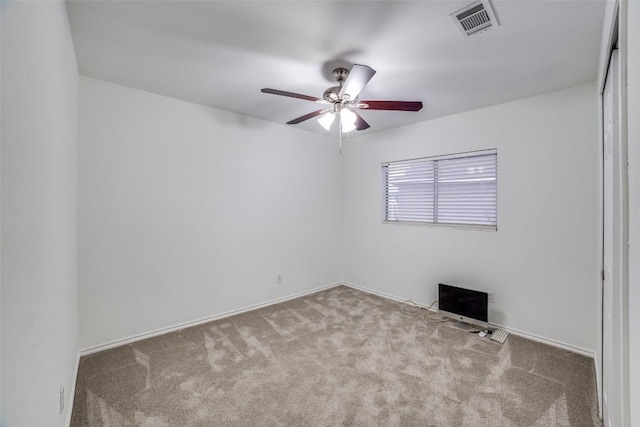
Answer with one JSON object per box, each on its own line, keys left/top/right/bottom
{"left": 66, "top": 0, "right": 606, "bottom": 137}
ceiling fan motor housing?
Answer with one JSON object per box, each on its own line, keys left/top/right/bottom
{"left": 324, "top": 68, "right": 351, "bottom": 102}
{"left": 333, "top": 68, "right": 349, "bottom": 84}
{"left": 323, "top": 86, "right": 341, "bottom": 102}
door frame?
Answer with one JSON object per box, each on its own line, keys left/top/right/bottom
{"left": 597, "top": 1, "right": 630, "bottom": 425}
{"left": 596, "top": 1, "right": 618, "bottom": 416}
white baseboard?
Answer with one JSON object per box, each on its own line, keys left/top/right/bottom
{"left": 79, "top": 279, "right": 596, "bottom": 360}
{"left": 341, "top": 281, "right": 597, "bottom": 359}
{"left": 488, "top": 322, "right": 595, "bottom": 359}
{"left": 80, "top": 282, "right": 343, "bottom": 356}
{"left": 65, "top": 351, "right": 80, "bottom": 427}
{"left": 594, "top": 353, "right": 602, "bottom": 418}
{"left": 342, "top": 281, "right": 435, "bottom": 308}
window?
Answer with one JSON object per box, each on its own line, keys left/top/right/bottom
{"left": 382, "top": 149, "right": 497, "bottom": 230}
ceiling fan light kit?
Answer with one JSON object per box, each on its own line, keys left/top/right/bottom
{"left": 317, "top": 112, "right": 335, "bottom": 131}
{"left": 339, "top": 109, "right": 357, "bottom": 133}
{"left": 261, "top": 64, "right": 423, "bottom": 135}
{"left": 317, "top": 103, "right": 358, "bottom": 133}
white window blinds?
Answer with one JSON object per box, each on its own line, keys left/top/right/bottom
{"left": 382, "top": 149, "right": 497, "bottom": 230}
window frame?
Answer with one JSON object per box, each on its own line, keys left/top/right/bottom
{"left": 381, "top": 149, "right": 498, "bottom": 231}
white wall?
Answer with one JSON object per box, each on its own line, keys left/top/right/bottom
{"left": 78, "top": 77, "right": 342, "bottom": 349}
{"left": 342, "top": 83, "right": 599, "bottom": 353}
{"left": 625, "top": 1, "right": 639, "bottom": 425}
{"left": 1, "top": 2, "right": 79, "bottom": 426}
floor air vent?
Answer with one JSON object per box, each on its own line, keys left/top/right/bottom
{"left": 450, "top": 0, "right": 500, "bottom": 37}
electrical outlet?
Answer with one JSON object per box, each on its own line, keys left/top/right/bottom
{"left": 59, "top": 385, "right": 65, "bottom": 414}
{"left": 276, "top": 274, "right": 282, "bottom": 284}
{"left": 488, "top": 292, "right": 495, "bottom": 304}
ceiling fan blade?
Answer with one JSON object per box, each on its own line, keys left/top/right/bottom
{"left": 357, "top": 101, "right": 422, "bottom": 111}
{"left": 287, "top": 109, "right": 332, "bottom": 125}
{"left": 261, "top": 88, "right": 327, "bottom": 103}
{"left": 358, "top": 101, "right": 423, "bottom": 111}
{"left": 352, "top": 110, "right": 371, "bottom": 131}
{"left": 339, "top": 64, "right": 376, "bottom": 101}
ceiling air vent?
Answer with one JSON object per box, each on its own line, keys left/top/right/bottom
{"left": 450, "top": 0, "right": 500, "bottom": 38}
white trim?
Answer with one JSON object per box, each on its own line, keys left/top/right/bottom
{"left": 382, "top": 148, "right": 497, "bottom": 166}
{"left": 597, "top": 0, "right": 619, "bottom": 94}
{"left": 595, "top": 2, "right": 619, "bottom": 418}
{"left": 342, "top": 281, "right": 434, "bottom": 307}
{"left": 594, "top": 336, "right": 603, "bottom": 419}
{"left": 382, "top": 220, "right": 497, "bottom": 232}
{"left": 80, "top": 279, "right": 597, "bottom": 360}
{"left": 487, "top": 322, "right": 594, "bottom": 359}
{"left": 341, "top": 281, "right": 596, "bottom": 359}
{"left": 596, "top": 52, "right": 605, "bottom": 423}
{"left": 80, "top": 282, "right": 343, "bottom": 356}
{"left": 65, "top": 351, "right": 80, "bottom": 427}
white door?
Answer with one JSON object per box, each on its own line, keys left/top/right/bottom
{"left": 602, "top": 49, "right": 627, "bottom": 427}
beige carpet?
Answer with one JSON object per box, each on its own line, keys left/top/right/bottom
{"left": 71, "top": 285, "right": 601, "bottom": 426}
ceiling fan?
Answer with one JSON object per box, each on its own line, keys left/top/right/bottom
{"left": 261, "top": 64, "right": 423, "bottom": 133}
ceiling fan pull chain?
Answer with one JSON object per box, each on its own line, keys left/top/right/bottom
{"left": 339, "top": 121, "right": 343, "bottom": 154}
